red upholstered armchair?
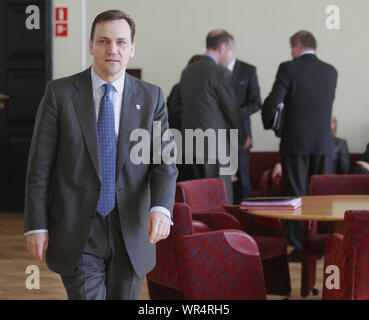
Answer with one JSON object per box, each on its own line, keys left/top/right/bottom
{"left": 175, "top": 178, "right": 286, "bottom": 238}
{"left": 147, "top": 203, "right": 267, "bottom": 300}
{"left": 175, "top": 178, "right": 291, "bottom": 296}
{"left": 323, "top": 210, "right": 369, "bottom": 300}
{"left": 302, "top": 174, "right": 369, "bottom": 297}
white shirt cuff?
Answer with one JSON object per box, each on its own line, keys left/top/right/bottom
{"left": 150, "top": 206, "right": 174, "bottom": 225}
{"left": 24, "top": 229, "right": 48, "bottom": 236}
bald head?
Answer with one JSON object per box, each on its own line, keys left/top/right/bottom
{"left": 205, "top": 29, "right": 235, "bottom": 66}
{"left": 206, "top": 29, "right": 234, "bottom": 50}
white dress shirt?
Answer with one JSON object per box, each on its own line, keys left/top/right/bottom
{"left": 300, "top": 50, "right": 316, "bottom": 56}
{"left": 227, "top": 58, "right": 236, "bottom": 73}
{"left": 25, "top": 68, "right": 172, "bottom": 236}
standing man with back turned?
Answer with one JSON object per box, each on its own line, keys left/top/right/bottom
{"left": 225, "top": 37, "right": 262, "bottom": 203}
{"left": 262, "top": 31, "right": 338, "bottom": 261}
{"left": 24, "top": 10, "right": 178, "bottom": 299}
{"left": 180, "top": 30, "right": 250, "bottom": 204}
{"left": 180, "top": 30, "right": 249, "bottom": 204}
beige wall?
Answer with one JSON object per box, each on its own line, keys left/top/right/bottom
{"left": 52, "top": 0, "right": 369, "bottom": 152}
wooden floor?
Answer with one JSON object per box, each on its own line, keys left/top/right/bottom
{"left": 0, "top": 212, "right": 323, "bottom": 300}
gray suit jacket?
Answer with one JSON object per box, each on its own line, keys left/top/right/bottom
{"left": 180, "top": 55, "right": 247, "bottom": 150}
{"left": 24, "top": 68, "right": 178, "bottom": 277}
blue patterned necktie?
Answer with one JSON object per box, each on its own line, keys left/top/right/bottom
{"left": 97, "top": 83, "right": 116, "bottom": 217}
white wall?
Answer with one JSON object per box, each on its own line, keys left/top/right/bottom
{"left": 52, "top": 0, "right": 369, "bottom": 152}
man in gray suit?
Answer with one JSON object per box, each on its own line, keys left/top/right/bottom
{"left": 180, "top": 30, "right": 250, "bottom": 204}
{"left": 24, "top": 10, "right": 177, "bottom": 300}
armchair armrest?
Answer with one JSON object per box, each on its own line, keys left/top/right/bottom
{"left": 223, "top": 205, "right": 286, "bottom": 237}
{"left": 271, "top": 174, "right": 283, "bottom": 196}
{"left": 192, "top": 220, "right": 211, "bottom": 233}
{"left": 192, "top": 211, "right": 244, "bottom": 231}
{"left": 259, "top": 169, "right": 271, "bottom": 196}
{"left": 176, "top": 230, "right": 266, "bottom": 300}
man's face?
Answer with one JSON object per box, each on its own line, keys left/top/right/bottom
{"left": 219, "top": 41, "right": 235, "bottom": 66}
{"left": 89, "top": 19, "right": 135, "bottom": 81}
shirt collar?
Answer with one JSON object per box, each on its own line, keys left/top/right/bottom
{"left": 299, "top": 50, "right": 316, "bottom": 57}
{"left": 90, "top": 66, "right": 125, "bottom": 95}
{"left": 227, "top": 58, "right": 236, "bottom": 73}
{"left": 205, "top": 53, "right": 218, "bottom": 64}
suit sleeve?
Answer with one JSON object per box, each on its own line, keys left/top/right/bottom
{"left": 262, "top": 63, "right": 291, "bottom": 129}
{"left": 242, "top": 68, "right": 262, "bottom": 117}
{"left": 216, "top": 69, "right": 247, "bottom": 145}
{"left": 24, "top": 81, "right": 59, "bottom": 233}
{"left": 337, "top": 139, "right": 350, "bottom": 174}
{"left": 149, "top": 87, "right": 178, "bottom": 218}
{"left": 363, "top": 143, "right": 369, "bottom": 162}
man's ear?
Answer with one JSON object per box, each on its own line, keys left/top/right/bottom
{"left": 130, "top": 42, "right": 135, "bottom": 58}
{"left": 89, "top": 40, "right": 93, "bottom": 56}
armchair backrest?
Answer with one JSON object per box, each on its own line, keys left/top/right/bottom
{"left": 175, "top": 178, "right": 228, "bottom": 211}
{"left": 343, "top": 210, "right": 369, "bottom": 249}
{"left": 310, "top": 175, "right": 369, "bottom": 195}
{"left": 343, "top": 210, "right": 369, "bottom": 299}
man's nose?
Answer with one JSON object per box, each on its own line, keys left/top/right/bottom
{"left": 107, "top": 41, "right": 118, "bottom": 54}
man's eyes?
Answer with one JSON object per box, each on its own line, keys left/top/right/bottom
{"left": 98, "top": 39, "right": 128, "bottom": 46}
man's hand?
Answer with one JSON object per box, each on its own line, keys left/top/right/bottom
{"left": 241, "top": 137, "right": 252, "bottom": 149}
{"left": 271, "top": 162, "right": 283, "bottom": 179}
{"left": 356, "top": 161, "right": 369, "bottom": 171}
{"left": 147, "top": 211, "right": 171, "bottom": 244}
{"left": 26, "top": 232, "right": 49, "bottom": 262}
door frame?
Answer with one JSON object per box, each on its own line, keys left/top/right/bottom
{"left": 45, "top": 0, "right": 53, "bottom": 82}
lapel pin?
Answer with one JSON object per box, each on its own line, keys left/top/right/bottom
{"left": 136, "top": 104, "right": 141, "bottom": 110}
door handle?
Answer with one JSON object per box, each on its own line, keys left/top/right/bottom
{"left": 0, "top": 93, "right": 10, "bottom": 100}
{"left": 0, "top": 93, "right": 10, "bottom": 110}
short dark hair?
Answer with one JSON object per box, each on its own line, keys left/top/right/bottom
{"left": 290, "top": 30, "right": 317, "bottom": 49}
{"left": 90, "top": 10, "right": 135, "bottom": 42}
{"left": 206, "top": 30, "right": 234, "bottom": 50}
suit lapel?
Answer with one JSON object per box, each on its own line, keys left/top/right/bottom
{"left": 232, "top": 60, "right": 242, "bottom": 86}
{"left": 116, "top": 73, "right": 139, "bottom": 180}
{"left": 72, "top": 68, "right": 101, "bottom": 181}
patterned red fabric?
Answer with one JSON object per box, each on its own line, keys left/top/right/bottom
{"left": 259, "top": 169, "right": 272, "bottom": 197}
{"left": 259, "top": 169, "right": 284, "bottom": 197}
{"left": 177, "top": 231, "right": 267, "bottom": 299}
{"left": 302, "top": 174, "right": 369, "bottom": 297}
{"left": 323, "top": 210, "right": 369, "bottom": 300}
{"left": 224, "top": 205, "right": 287, "bottom": 238}
{"left": 310, "top": 175, "right": 369, "bottom": 195}
{"left": 175, "top": 178, "right": 228, "bottom": 211}
{"left": 147, "top": 203, "right": 267, "bottom": 300}
{"left": 249, "top": 152, "right": 281, "bottom": 195}
{"left": 175, "top": 179, "right": 290, "bottom": 296}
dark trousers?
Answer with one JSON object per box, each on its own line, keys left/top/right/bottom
{"left": 234, "top": 147, "right": 252, "bottom": 204}
{"left": 281, "top": 154, "right": 333, "bottom": 251}
{"left": 60, "top": 210, "right": 144, "bottom": 300}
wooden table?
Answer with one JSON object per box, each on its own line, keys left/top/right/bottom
{"left": 243, "top": 195, "right": 369, "bottom": 233}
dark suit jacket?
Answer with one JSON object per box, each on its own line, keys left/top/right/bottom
{"left": 179, "top": 55, "right": 247, "bottom": 156}
{"left": 354, "top": 143, "right": 369, "bottom": 174}
{"left": 232, "top": 59, "right": 261, "bottom": 138}
{"left": 262, "top": 54, "right": 338, "bottom": 156}
{"left": 166, "top": 83, "right": 182, "bottom": 130}
{"left": 24, "top": 68, "right": 178, "bottom": 277}
{"left": 333, "top": 137, "right": 350, "bottom": 174}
